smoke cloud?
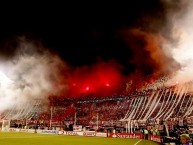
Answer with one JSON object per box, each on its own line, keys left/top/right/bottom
{"left": 116, "top": 0, "right": 193, "bottom": 88}
{"left": 162, "top": 0, "right": 193, "bottom": 85}
{"left": 0, "top": 36, "right": 68, "bottom": 117}
{"left": 1, "top": 0, "right": 193, "bottom": 118}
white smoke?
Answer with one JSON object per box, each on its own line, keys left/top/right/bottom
{"left": 0, "top": 37, "right": 68, "bottom": 117}
{"left": 163, "top": 0, "right": 193, "bottom": 86}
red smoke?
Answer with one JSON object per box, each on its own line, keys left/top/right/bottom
{"left": 65, "top": 61, "right": 124, "bottom": 98}
{"left": 119, "top": 28, "right": 180, "bottom": 77}
{"left": 52, "top": 27, "right": 181, "bottom": 100}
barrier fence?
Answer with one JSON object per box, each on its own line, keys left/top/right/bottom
{"left": 5, "top": 128, "right": 164, "bottom": 143}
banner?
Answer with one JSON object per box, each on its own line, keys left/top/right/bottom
{"left": 73, "top": 125, "right": 82, "bottom": 132}
{"left": 108, "top": 133, "right": 143, "bottom": 139}
{"left": 83, "top": 131, "right": 96, "bottom": 137}
{"left": 150, "top": 135, "right": 162, "bottom": 143}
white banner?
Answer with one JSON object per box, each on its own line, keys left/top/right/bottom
{"left": 73, "top": 125, "right": 82, "bottom": 132}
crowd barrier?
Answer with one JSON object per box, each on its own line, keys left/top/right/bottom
{"left": 6, "top": 128, "right": 165, "bottom": 144}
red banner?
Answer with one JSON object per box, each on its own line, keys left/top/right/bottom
{"left": 108, "top": 133, "right": 143, "bottom": 139}
{"left": 150, "top": 135, "right": 162, "bottom": 143}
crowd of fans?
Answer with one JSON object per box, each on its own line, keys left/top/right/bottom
{"left": 8, "top": 82, "right": 193, "bottom": 145}
{"left": 37, "top": 96, "right": 129, "bottom": 128}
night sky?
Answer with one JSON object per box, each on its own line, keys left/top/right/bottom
{"left": 0, "top": 0, "right": 171, "bottom": 75}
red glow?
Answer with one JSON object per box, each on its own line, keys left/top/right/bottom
{"left": 65, "top": 62, "right": 124, "bottom": 98}
{"left": 86, "top": 86, "right": 90, "bottom": 91}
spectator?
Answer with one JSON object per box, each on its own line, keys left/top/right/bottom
{"left": 144, "top": 129, "right": 148, "bottom": 140}
{"left": 180, "top": 134, "right": 192, "bottom": 145}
